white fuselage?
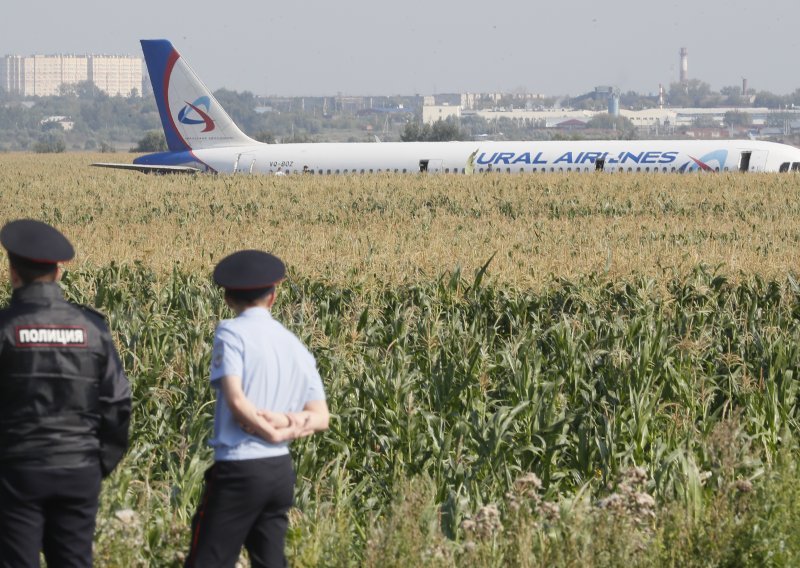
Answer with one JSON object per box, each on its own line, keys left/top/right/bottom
{"left": 113, "top": 41, "right": 800, "bottom": 177}
{"left": 188, "top": 139, "right": 800, "bottom": 175}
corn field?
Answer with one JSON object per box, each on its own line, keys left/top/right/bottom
{"left": 1, "top": 155, "right": 800, "bottom": 566}
{"left": 4, "top": 153, "right": 800, "bottom": 287}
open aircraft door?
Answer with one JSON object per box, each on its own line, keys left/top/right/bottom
{"left": 419, "top": 159, "right": 444, "bottom": 173}
{"left": 738, "top": 150, "right": 769, "bottom": 172}
{"left": 234, "top": 152, "right": 257, "bottom": 174}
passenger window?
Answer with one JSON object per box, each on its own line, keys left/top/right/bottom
{"left": 326, "top": 169, "right": 331, "bottom": 174}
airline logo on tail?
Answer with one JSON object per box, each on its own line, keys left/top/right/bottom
{"left": 177, "top": 96, "right": 215, "bottom": 132}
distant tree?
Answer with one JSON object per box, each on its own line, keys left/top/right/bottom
{"left": 132, "top": 130, "right": 167, "bottom": 152}
{"left": 586, "top": 113, "right": 634, "bottom": 131}
{"left": 401, "top": 119, "right": 464, "bottom": 142}
{"left": 693, "top": 115, "right": 718, "bottom": 128}
{"left": 58, "top": 83, "right": 78, "bottom": 97}
{"left": 723, "top": 111, "right": 751, "bottom": 128}
{"left": 41, "top": 120, "right": 65, "bottom": 132}
{"left": 619, "top": 91, "right": 658, "bottom": 110}
{"left": 667, "top": 83, "right": 691, "bottom": 107}
{"left": 753, "top": 91, "right": 785, "bottom": 109}
{"left": 765, "top": 112, "right": 795, "bottom": 128}
{"left": 668, "top": 80, "right": 714, "bottom": 107}
{"left": 254, "top": 131, "right": 276, "bottom": 144}
{"left": 75, "top": 81, "right": 101, "bottom": 100}
{"left": 400, "top": 121, "right": 426, "bottom": 141}
{"left": 280, "top": 132, "right": 312, "bottom": 144}
{"left": 720, "top": 85, "right": 745, "bottom": 106}
{"left": 429, "top": 120, "right": 464, "bottom": 141}
{"left": 213, "top": 88, "right": 259, "bottom": 131}
{"left": 33, "top": 132, "right": 66, "bottom": 153}
{"left": 688, "top": 80, "right": 713, "bottom": 103}
{"left": 573, "top": 97, "right": 606, "bottom": 111}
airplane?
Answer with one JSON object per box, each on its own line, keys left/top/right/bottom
{"left": 93, "top": 39, "right": 800, "bottom": 176}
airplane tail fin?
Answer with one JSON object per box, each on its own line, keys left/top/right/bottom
{"left": 141, "top": 40, "right": 255, "bottom": 152}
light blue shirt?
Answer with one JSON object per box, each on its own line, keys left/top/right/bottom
{"left": 208, "top": 306, "right": 326, "bottom": 461}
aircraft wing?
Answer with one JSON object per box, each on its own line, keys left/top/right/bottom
{"left": 91, "top": 162, "right": 201, "bottom": 174}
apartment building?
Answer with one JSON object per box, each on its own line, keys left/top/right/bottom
{"left": 0, "top": 53, "right": 142, "bottom": 97}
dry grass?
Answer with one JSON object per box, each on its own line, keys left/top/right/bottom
{"left": 2, "top": 152, "right": 800, "bottom": 286}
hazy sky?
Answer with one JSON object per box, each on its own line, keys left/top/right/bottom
{"left": 3, "top": 0, "right": 799, "bottom": 97}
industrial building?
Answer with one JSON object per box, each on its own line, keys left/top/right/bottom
{"left": 0, "top": 53, "right": 142, "bottom": 97}
{"left": 424, "top": 103, "right": 800, "bottom": 136}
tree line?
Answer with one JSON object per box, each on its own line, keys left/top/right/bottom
{"left": 2, "top": 79, "right": 800, "bottom": 152}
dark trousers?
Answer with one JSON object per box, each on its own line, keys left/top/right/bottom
{"left": 0, "top": 464, "right": 101, "bottom": 568}
{"left": 186, "top": 455, "right": 295, "bottom": 568}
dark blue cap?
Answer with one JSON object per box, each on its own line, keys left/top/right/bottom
{"left": 0, "top": 219, "right": 74, "bottom": 263}
{"left": 213, "top": 250, "right": 286, "bottom": 290}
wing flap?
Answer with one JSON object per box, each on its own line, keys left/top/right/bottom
{"left": 91, "top": 162, "right": 201, "bottom": 175}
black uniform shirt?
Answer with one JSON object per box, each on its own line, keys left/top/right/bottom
{"left": 0, "top": 282, "right": 131, "bottom": 475}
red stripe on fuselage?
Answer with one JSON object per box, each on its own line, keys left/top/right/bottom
{"left": 163, "top": 49, "right": 191, "bottom": 151}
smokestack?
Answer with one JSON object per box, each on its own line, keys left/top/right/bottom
{"left": 659, "top": 84, "right": 664, "bottom": 109}
{"left": 680, "top": 47, "right": 688, "bottom": 84}
{"left": 742, "top": 78, "right": 748, "bottom": 97}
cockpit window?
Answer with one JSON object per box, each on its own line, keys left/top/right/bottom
{"left": 792, "top": 162, "right": 800, "bottom": 172}
{"left": 780, "top": 162, "right": 790, "bottom": 173}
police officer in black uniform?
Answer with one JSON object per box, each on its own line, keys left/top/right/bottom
{"left": 0, "top": 219, "right": 131, "bottom": 568}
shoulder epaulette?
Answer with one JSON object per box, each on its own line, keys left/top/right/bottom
{"left": 77, "top": 304, "right": 109, "bottom": 321}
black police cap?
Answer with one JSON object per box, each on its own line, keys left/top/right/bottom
{"left": 0, "top": 219, "right": 74, "bottom": 263}
{"left": 213, "top": 250, "right": 286, "bottom": 290}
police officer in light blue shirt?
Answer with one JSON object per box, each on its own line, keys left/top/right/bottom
{"left": 186, "top": 250, "right": 329, "bottom": 568}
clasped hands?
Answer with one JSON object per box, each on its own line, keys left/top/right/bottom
{"left": 239, "top": 410, "right": 312, "bottom": 443}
